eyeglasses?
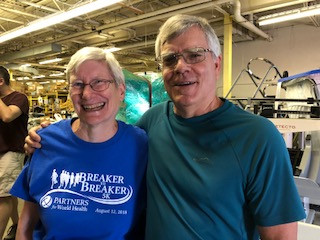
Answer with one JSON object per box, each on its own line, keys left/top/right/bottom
{"left": 156, "top": 47, "right": 213, "bottom": 69}
{"left": 70, "top": 79, "right": 115, "bottom": 93}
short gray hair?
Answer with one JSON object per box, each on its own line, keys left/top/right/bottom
{"left": 155, "top": 14, "right": 221, "bottom": 59}
{"left": 66, "top": 47, "right": 124, "bottom": 86}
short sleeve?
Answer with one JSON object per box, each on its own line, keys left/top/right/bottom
{"left": 10, "top": 93, "right": 29, "bottom": 115}
{"left": 10, "top": 159, "right": 36, "bottom": 203}
{"left": 246, "top": 122, "right": 305, "bottom": 226}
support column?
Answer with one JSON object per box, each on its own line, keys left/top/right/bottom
{"left": 223, "top": 14, "right": 233, "bottom": 98}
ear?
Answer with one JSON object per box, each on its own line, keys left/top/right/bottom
{"left": 214, "top": 55, "right": 222, "bottom": 71}
{"left": 0, "top": 77, "right": 4, "bottom": 86}
{"left": 118, "top": 83, "right": 126, "bottom": 102}
{"left": 214, "top": 55, "right": 222, "bottom": 79}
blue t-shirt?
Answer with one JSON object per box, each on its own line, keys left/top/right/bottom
{"left": 11, "top": 119, "right": 148, "bottom": 240}
{"left": 137, "top": 99, "right": 305, "bottom": 240}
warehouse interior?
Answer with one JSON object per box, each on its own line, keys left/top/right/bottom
{"left": 1, "top": 0, "right": 320, "bottom": 239}
{"left": 0, "top": 0, "right": 318, "bottom": 117}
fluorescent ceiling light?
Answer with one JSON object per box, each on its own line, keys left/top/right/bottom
{"left": 0, "top": 0, "right": 123, "bottom": 43}
{"left": 17, "top": 76, "right": 31, "bottom": 80}
{"left": 21, "top": 64, "right": 31, "bottom": 67}
{"left": 49, "top": 72, "right": 64, "bottom": 77}
{"left": 32, "top": 75, "right": 46, "bottom": 79}
{"left": 258, "top": 4, "right": 320, "bottom": 26}
{"left": 105, "top": 47, "right": 122, "bottom": 53}
{"left": 39, "top": 58, "right": 62, "bottom": 64}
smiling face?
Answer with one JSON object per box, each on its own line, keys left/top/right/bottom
{"left": 161, "top": 26, "right": 222, "bottom": 118}
{"left": 69, "top": 59, "right": 125, "bottom": 128}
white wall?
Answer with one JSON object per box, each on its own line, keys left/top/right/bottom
{"left": 217, "top": 24, "right": 320, "bottom": 98}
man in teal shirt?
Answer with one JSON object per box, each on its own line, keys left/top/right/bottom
{"left": 137, "top": 14, "right": 305, "bottom": 240}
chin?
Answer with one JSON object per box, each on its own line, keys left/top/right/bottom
{"left": 79, "top": 112, "right": 103, "bottom": 123}
{"left": 173, "top": 95, "right": 194, "bottom": 105}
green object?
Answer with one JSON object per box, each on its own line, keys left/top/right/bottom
{"left": 151, "top": 76, "right": 170, "bottom": 106}
{"left": 116, "top": 70, "right": 170, "bottom": 124}
{"left": 116, "top": 69, "right": 151, "bottom": 124}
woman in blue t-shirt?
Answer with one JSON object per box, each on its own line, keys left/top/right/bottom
{"left": 10, "top": 47, "right": 148, "bottom": 240}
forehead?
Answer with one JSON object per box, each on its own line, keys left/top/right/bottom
{"left": 70, "top": 60, "right": 113, "bottom": 81}
{"left": 161, "top": 26, "right": 208, "bottom": 52}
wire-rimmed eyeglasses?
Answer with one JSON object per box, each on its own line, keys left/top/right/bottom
{"left": 156, "top": 47, "right": 213, "bottom": 69}
{"left": 70, "top": 79, "right": 115, "bottom": 93}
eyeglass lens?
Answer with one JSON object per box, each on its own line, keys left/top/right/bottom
{"left": 161, "top": 48, "right": 210, "bottom": 68}
{"left": 71, "top": 80, "right": 114, "bottom": 92}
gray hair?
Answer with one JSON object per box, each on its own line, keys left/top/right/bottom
{"left": 66, "top": 47, "right": 124, "bottom": 86}
{"left": 155, "top": 14, "right": 221, "bottom": 59}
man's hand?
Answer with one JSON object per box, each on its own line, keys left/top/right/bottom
{"left": 24, "top": 121, "right": 51, "bottom": 155}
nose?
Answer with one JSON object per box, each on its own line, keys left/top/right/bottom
{"left": 81, "top": 84, "right": 94, "bottom": 99}
{"left": 174, "top": 55, "right": 189, "bottom": 73}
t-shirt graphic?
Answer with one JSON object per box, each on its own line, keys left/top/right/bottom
{"left": 40, "top": 168, "right": 133, "bottom": 211}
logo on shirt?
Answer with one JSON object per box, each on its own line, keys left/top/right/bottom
{"left": 39, "top": 168, "right": 133, "bottom": 210}
{"left": 40, "top": 195, "right": 53, "bottom": 208}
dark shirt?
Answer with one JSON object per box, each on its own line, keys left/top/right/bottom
{"left": 0, "top": 91, "right": 29, "bottom": 153}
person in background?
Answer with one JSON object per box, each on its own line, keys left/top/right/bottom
{"left": 11, "top": 47, "right": 148, "bottom": 240}
{"left": 0, "top": 66, "right": 29, "bottom": 240}
{"left": 25, "top": 15, "right": 305, "bottom": 240}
